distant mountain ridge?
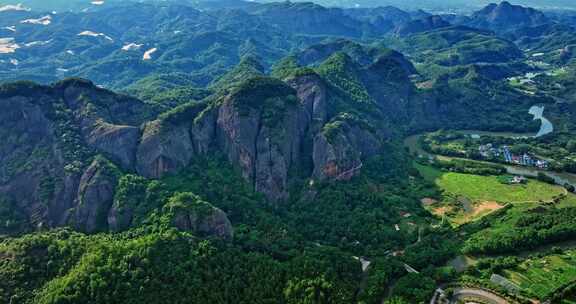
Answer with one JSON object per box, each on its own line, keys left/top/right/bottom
{"left": 255, "top": 0, "right": 576, "bottom": 10}
{"left": 467, "top": 1, "right": 550, "bottom": 31}
{"left": 393, "top": 15, "right": 451, "bottom": 37}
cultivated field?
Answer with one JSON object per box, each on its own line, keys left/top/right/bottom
{"left": 416, "top": 164, "right": 570, "bottom": 225}
{"left": 504, "top": 250, "right": 576, "bottom": 300}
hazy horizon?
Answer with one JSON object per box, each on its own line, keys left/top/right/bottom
{"left": 1, "top": 0, "right": 576, "bottom": 13}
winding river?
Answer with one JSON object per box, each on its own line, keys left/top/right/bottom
{"left": 529, "top": 105, "right": 554, "bottom": 137}
{"left": 404, "top": 106, "right": 576, "bottom": 188}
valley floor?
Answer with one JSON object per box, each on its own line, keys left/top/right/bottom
{"left": 405, "top": 132, "right": 576, "bottom": 304}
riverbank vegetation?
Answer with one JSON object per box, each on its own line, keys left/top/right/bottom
{"left": 421, "top": 130, "right": 576, "bottom": 175}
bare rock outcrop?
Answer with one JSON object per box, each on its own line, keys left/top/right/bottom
{"left": 214, "top": 78, "right": 307, "bottom": 201}
{"left": 165, "top": 192, "right": 233, "bottom": 240}
{"left": 136, "top": 120, "right": 195, "bottom": 179}
{"left": 286, "top": 73, "right": 328, "bottom": 132}
{"left": 85, "top": 121, "right": 141, "bottom": 170}
{"left": 74, "top": 157, "right": 119, "bottom": 233}
{"left": 313, "top": 120, "right": 380, "bottom": 181}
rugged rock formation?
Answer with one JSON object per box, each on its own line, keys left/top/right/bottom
{"left": 137, "top": 120, "right": 195, "bottom": 179}
{"left": 314, "top": 118, "right": 381, "bottom": 181}
{"left": 0, "top": 91, "right": 67, "bottom": 230}
{"left": 165, "top": 192, "right": 233, "bottom": 240}
{"left": 214, "top": 78, "right": 306, "bottom": 201}
{"left": 0, "top": 79, "right": 151, "bottom": 232}
{"left": 85, "top": 122, "right": 141, "bottom": 170}
{"left": 286, "top": 73, "right": 328, "bottom": 132}
{"left": 0, "top": 50, "right": 405, "bottom": 232}
{"left": 74, "top": 157, "right": 119, "bottom": 233}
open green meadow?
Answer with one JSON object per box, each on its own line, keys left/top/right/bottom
{"left": 437, "top": 172, "right": 565, "bottom": 204}
{"left": 415, "top": 163, "right": 572, "bottom": 225}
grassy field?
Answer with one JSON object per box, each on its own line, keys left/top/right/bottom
{"left": 503, "top": 250, "right": 576, "bottom": 300}
{"left": 415, "top": 163, "right": 571, "bottom": 225}
{"left": 437, "top": 172, "right": 565, "bottom": 204}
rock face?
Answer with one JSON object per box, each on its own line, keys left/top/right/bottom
{"left": 0, "top": 79, "right": 151, "bottom": 232}
{"left": 172, "top": 206, "right": 233, "bottom": 240}
{"left": 130, "top": 77, "right": 308, "bottom": 201}
{"left": 0, "top": 93, "right": 67, "bottom": 230}
{"left": 313, "top": 121, "right": 380, "bottom": 181}
{"left": 286, "top": 73, "right": 328, "bottom": 132}
{"left": 165, "top": 192, "right": 233, "bottom": 240}
{"left": 137, "top": 120, "right": 195, "bottom": 179}
{"left": 0, "top": 59, "right": 398, "bottom": 233}
{"left": 74, "top": 158, "right": 119, "bottom": 233}
{"left": 85, "top": 122, "right": 141, "bottom": 170}
{"left": 214, "top": 78, "right": 306, "bottom": 201}
{"left": 129, "top": 72, "right": 387, "bottom": 201}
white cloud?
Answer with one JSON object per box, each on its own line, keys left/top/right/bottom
{"left": 0, "top": 4, "right": 30, "bottom": 12}
{"left": 21, "top": 15, "right": 52, "bottom": 25}
{"left": 0, "top": 37, "right": 20, "bottom": 54}
{"left": 143, "top": 48, "right": 158, "bottom": 60}
{"left": 122, "top": 43, "right": 143, "bottom": 51}
{"left": 78, "top": 31, "right": 114, "bottom": 41}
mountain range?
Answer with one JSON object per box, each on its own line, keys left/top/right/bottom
{"left": 2, "top": 1, "right": 576, "bottom": 303}
{"left": 0, "top": 0, "right": 573, "bottom": 90}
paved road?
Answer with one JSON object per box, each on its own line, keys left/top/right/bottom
{"left": 451, "top": 288, "right": 510, "bottom": 304}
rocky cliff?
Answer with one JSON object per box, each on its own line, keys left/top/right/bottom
{"left": 0, "top": 79, "right": 233, "bottom": 238}
{"left": 0, "top": 50, "right": 406, "bottom": 234}
{"left": 74, "top": 157, "right": 119, "bottom": 233}
{"left": 164, "top": 192, "right": 233, "bottom": 240}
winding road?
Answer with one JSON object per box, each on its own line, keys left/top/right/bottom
{"left": 451, "top": 287, "right": 510, "bottom": 304}
{"left": 430, "top": 287, "right": 510, "bottom": 304}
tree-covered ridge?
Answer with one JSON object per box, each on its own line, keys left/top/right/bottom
{"left": 317, "top": 52, "right": 377, "bottom": 107}
{"left": 210, "top": 56, "right": 266, "bottom": 90}
{"left": 0, "top": 228, "right": 360, "bottom": 304}
{"left": 389, "top": 26, "right": 524, "bottom": 67}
